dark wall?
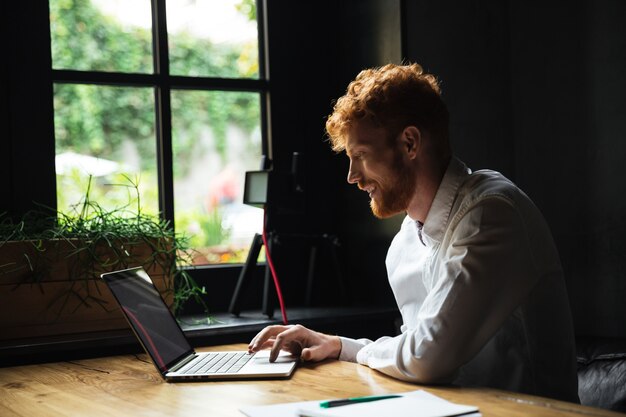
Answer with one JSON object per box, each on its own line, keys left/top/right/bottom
{"left": 404, "top": 0, "right": 626, "bottom": 338}
{"left": 0, "top": 2, "right": 10, "bottom": 210}
{"left": 265, "top": 0, "right": 403, "bottom": 308}
{"left": 510, "top": 1, "right": 626, "bottom": 338}
{"left": 1, "top": 3, "right": 56, "bottom": 218}
{"left": 333, "top": 0, "right": 404, "bottom": 307}
{"left": 404, "top": 0, "right": 514, "bottom": 175}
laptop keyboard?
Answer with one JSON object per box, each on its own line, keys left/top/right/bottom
{"left": 182, "top": 352, "right": 254, "bottom": 374}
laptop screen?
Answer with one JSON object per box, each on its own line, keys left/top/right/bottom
{"left": 102, "top": 267, "right": 192, "bottom": 373}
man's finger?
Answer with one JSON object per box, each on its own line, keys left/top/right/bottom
{"left": 269, "top": 334, "right": 286, "bottom": 362}
{"left": 249, "top": 325, "right": 289, "bottom": 351}
{"left": 268, "top": 326, "right": 302, "bottom": 362}
{"left": 301, "top": 347, "right": 313, "bottom": 361}
{"left": 301, "top": 345, "right": 324, "bottom": 362}
{"left": 248, "top": 336, "right": 276, "bottom": 353}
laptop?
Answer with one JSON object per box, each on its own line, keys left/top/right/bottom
{"left": 100, "top": 266, "right": 297, "bottom": 381}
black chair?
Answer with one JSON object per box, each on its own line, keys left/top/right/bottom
{"left": 576, "top": 336, "right": 626, "bottom": 412}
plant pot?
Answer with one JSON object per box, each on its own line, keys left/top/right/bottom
{"left": 0, "top": 238, "right": 175, "bottom": 342}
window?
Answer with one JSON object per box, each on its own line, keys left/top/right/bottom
{"left": 49, "top": 0, "right": 267, "bottom": 265}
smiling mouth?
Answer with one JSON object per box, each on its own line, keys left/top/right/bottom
{"left": 359, "top": 184, "right": 376, "bottom": 199}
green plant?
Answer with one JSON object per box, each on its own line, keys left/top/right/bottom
{"left": 0, "top": 175, "right": 208, "bottom": 317}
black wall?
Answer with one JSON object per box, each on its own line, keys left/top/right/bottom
{"left": 405, "top": 0, "right": 514, "bottom": 175}
{"left": 511, "top": 1, "right": 626, "bottom": 338}
{"left": 404, "top": 0, "right": 626, "bottom": 338}
{"left": 263, "top": 0, "right": 403, "bottom": 308}
{"left": 1, "top": 3, "right": 56, "bottom": 217}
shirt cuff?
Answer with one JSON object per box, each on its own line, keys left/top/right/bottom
{"left": 338, "top": 337, "right": 369, "bottom": 362}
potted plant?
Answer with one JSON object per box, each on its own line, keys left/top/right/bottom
{"left": 0, "top": 176, "right": 206, "bottom": 343}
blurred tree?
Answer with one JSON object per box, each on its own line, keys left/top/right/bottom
{"left": 50, "top": 0, "right": 260, "bottom": 169}
{"left": 50, "top": 0, "right": 262, "bottom": 260}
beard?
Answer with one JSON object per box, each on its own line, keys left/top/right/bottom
{"left": 366, "top": 155, "right": 416, "bottom": 219}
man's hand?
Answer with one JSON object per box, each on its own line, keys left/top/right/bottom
{"left": 248, "top": 324, "right": 342, "bottom": 363}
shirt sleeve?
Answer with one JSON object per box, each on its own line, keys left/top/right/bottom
{"left": 338, "top": 337, "right": 372, "bottom": 362}
{"left": 355, "top": 196, "right": 541, "bottom": 383}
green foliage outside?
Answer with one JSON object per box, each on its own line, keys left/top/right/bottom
{"left": 49, "top": 0, "right": 262, "bottom": 260}
{"left": 53, "top": 83, "right": 158, "bottom": 176}
{"left": 170, "top": 90, "right": 260, "bottom": 178}
{"left": 50, "top": 0, "right": 154, "bottom": 73}
{"left": 50, "top": 0, "right": 259, "bottom": 166}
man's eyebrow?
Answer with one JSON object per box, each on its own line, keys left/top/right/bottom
{"left": 346, "top": 145, "right": 367, "bottom": 157}
{"left": 346, "top": 141, "right": 364, "bottom": 153}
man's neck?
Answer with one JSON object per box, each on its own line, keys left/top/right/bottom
{"left": 405, "top": 155, "right": 450, "bottom": 223}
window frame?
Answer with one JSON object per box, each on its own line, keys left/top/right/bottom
{"left": 50, "top": 0, "right": 271, "bottom": 278}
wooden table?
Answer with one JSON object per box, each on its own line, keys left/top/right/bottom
{"left": 0, "top": 344, "right": 622, "bottom": 417}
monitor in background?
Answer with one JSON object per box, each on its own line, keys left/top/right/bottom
{"left": 243, "top": 170, "right": 269, "bottom": 208}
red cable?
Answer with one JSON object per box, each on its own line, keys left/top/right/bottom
{"left": 262, "top": 208, "right": 288, "bottom": 324}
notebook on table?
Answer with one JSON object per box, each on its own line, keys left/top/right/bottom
{"left": 100, "top": 266, "right": 297, "bottom": 381}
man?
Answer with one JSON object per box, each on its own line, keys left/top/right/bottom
{"left": 248, "top": 63, "right": 579, "bottom": 402}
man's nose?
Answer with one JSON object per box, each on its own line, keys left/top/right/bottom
{"left": 347, "top": 161, "right": 360, "bottom": 184}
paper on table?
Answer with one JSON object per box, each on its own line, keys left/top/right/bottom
{"left": 297, "top": 395, "right": 478, "bottom": 417}
{"left": 240, "top": 400, "right": 320, "bottom": 417}
{"left": 239, "top": 390, "right": 481, "bottom": 417}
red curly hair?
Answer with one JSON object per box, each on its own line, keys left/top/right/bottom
{"left": 325, "top": 63, "right": 449, "bottom": 153}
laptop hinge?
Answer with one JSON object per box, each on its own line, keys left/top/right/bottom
{"left": 168, "top": 353, "right": 197, "bottom": 373}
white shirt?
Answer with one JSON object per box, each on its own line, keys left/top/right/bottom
{"left": 339, "top": 157, "right": 579, "bottom": 403}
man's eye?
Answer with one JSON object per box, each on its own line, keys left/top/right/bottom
{"left": 347, "top": 151, "right": 365, "bottom": 162}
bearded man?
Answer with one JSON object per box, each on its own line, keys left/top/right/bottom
{"left": 248, "top": 63, "right": 579, "bottom": 403}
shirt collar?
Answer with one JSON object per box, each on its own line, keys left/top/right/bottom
{"left": 420, "top": 156, "right": 471, "bottom": 246}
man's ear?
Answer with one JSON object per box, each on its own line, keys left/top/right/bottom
{"left": 401, "top": 126, "right": 421, "bottom": 159}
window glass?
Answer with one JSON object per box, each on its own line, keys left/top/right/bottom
{"left": 167, "top": 0, "right": 259, "bottom": 78}
{"left": 54, "top": 84, "right": 159, "bottom": 216}
{"left": 50, "top": 0, "right": 153, "bottom": 73}
{"left": 171, "top": 90, "right": 263, "bottom": 264}
{"left": 50, "top": 0, "right": 265, "bottom": 266}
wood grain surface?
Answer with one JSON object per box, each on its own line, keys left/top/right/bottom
{"left": 0, "top": 343, "right": 622, "bottom": 417}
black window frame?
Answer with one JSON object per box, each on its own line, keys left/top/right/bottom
{"left": 49, "top": 0, "right": 271, "bottom": 280}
